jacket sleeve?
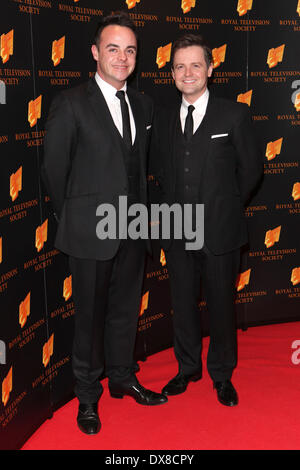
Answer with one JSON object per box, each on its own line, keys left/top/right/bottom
{"left": 42, "top": 92, "right": 77, "bottom": 219}
{"left": 232, "top": 105, "right": 263, "bottom": 205}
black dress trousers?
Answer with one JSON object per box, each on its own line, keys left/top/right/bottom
{"left": 166, "top": 245, "right": 240, "bottom": 383}
{"left": 69, "top": 237, "right": 146, "bottom": 404}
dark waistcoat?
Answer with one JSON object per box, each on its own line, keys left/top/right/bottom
{"left": 174, "top": 117, "right": 206, "bottom": 205}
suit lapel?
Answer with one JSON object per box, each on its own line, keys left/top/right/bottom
{"left": 86, "top": 78, "right": 133, "bottom": 184}
{"left": 126, "top": 87, "right": 146, "bottom": 146}
{"left": 195, "top": 92, "right": 216, "bottom": 157}
{"left": 86, "top": 78, "right": 124, "bottom": 145}
{"left": 127, "top": 87, "right": 148, "bottom": 175}
{"left": 195, "top": 93, "right": 218, "bottom": 193}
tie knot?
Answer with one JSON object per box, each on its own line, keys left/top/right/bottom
{"left": 187, "top": 105, "right": 195, "bottom": 115}
{"left": 116, "top": 90, "right": 126, "bottom": 101}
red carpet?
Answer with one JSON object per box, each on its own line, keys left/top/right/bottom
{"left": 22, "top": 322, "right": 300, "bottom": 450}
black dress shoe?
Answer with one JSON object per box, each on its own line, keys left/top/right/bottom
{"left": 77, "top": 403, "right": 101, "bottom": 435}
{"left": 162, "top": 372, "right": 202, "bottom": 396}
{"left": 109, "top": 380, "right": 168, "bottom": 406}
{"left": 214, "top": 380, "right": 238, "bottom": 407}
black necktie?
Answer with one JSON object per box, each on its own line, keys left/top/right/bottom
{"left": 116, "top": 90, "right": 132, "bottom": 149}
{"left": 184, "top": 105, "right": 195, "bottom": 141}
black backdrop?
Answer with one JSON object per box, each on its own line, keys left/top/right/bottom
{"left": 0, "top": 0, "right": 299, "bottom": 450}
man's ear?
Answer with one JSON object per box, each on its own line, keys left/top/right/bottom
{"left": 91, "top": 44, "right": 99, "bottom": 61}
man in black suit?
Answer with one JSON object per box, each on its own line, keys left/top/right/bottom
{"left": 42, "top": 12, "right": 167, "bottom": 435}
{"left": 151, "top": 34, "right": 262, "bottom": 406}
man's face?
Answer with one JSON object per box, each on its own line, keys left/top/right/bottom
{"left": 172, "top": 45, "right": 213, "bottom": 103}
{"left": 91, "top": 25, "right": 137, "bottom": 89}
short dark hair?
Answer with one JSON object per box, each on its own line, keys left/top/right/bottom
{"left": 93, "top": 11, "right": 138, "bottom": 48}
{"left": 171, "top": 34, "right": 213, "bottom": 69}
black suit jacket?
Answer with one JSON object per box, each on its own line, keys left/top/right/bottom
{"left": 151, "top": 93, "right": 263, "bottom": 255}
{"left": 42, "top": 77, "right": 153, "bottom": 260}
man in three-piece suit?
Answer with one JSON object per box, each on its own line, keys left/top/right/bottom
{"left": 151, "top": 34, "right": 262, "bottom": 406}
{"left": 42, "top": 12, "right": 167, "bottom": 435}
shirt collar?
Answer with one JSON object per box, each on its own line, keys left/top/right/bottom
{"left": 95, "top": 72, "right": 127, "bottom": 101}
{"left": 182, "top": 88, "right": 209, "bottom": 113}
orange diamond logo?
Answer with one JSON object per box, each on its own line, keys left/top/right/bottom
{"left": 292, "top": 182, "right": 300, "bottom": 201}
{"left": 10, "top": 166, "right": 22, "bottom": 202}
{"left": 35, "top": 219, "right": 48, "bottom": 252}
{"left": 19, "top": 292, "right": 31, "bottom": 328}
{"left": 52, "top": 36, "right": 65, "bottom": 67}
{"left": 156, "top": 43, "right": 172, "bottom": 69}
{"left": 291, "top": 267, "right": 300, "bottom": 286}
{"left": 236, "top": 269, "right": 251, "bottom": 291}
{"left": 264, "top": 226, "right": 281, "bottom": 248}
{"left": 267, "top": 44, "right": 285, "bottom": 68}
{"left": 181, "top": 0, "right": 196, "bottom": 14}
{"left": 2, "top": 367, "right": 12, "bottom": 407}
{"left": 237, "top": 90, "right": 252, "bottom": 106}
{"left": 212, "top": 44, "right": 227, "bottom": 68}
{"left": 0, "top": 30, "right": 13, "bottom": 64}
{"left": 63, "top": 275, "right": 72, "bottom": 301}
{"left": 265, "top": 138, "right": 283, "bottom": 161}
{"left": 139, "top": 291, "right": 149, "bottom": 316}
{"left": 126, "top": 0, "right": 141, "bottom": 8}
{"left": 43, "top": 334, "right": 54, "bottom": 368}
{"left": 28, "top": 95, "right": 42, "bottom": 127}
{"left": 160, "top": 249, "right": 166, "bottom": 267}
{"left": 237, "top": 0, "right": 253, "bottom": 16}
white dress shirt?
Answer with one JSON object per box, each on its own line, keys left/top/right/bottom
{"left": 180, "top": 88, "right": 209, "bottom": 135}
{"left": 94, "top": 72, "right": 136, "bottom": 144}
